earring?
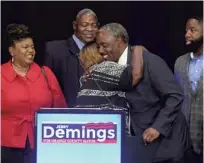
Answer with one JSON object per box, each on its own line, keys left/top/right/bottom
{"left": 11, "top": 57, "right": 14, "bottom": 63}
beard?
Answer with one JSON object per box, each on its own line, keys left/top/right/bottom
{"left": 185, "top": 36, "right": 203, "bottom": 53}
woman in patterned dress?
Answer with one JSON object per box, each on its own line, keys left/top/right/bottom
{"left": 75, "top": 41, "right": 144, "bottom": 135}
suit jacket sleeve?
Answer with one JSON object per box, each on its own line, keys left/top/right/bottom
{"left": 44, "top": 43, "right": 61, "bottom": 80}
{"left": 44, "top": 42, "right": 67, "bottom": 102}
{"left": 148, "top": 53, "right": 183, "bottom": 137}
{"left": 43, "top": 66, "right": 67, "bottom": 108}
{"left": 44, "top": 43, "right": 59, "bottom": 81}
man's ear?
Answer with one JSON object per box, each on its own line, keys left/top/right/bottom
{"left": 116, "top": 37, "right": 123, "bottom": 47}
{"left": 73, "top": 21, "right": 77, "bottom": 31}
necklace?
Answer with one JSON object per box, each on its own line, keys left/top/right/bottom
{"left": 12, "top": 63, "right": 29, "bottom": 75}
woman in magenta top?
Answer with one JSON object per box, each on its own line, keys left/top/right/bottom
{"left": 1, "top": 23, "right": 67, "bottom": 163}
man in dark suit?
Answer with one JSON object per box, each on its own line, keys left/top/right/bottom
{"left": 96, "top": 23, "right": 190, "bottom": 163}
{"left": 44, "top": 9, "right": 99, "bottom": 107}
{"left": 174, "top": 16, "right": 203, "bottom": 163}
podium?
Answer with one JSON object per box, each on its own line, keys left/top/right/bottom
{"left": 35, "top": 108, "right": 158, "bottom": 163}
{"left": 35, "top": 108, "right": 126, "bottom": 163}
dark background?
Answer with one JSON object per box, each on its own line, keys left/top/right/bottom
{"left": 1, "top": 1, "right": 203, "bottom": 70}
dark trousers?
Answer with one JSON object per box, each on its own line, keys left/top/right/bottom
{"left": 127, "top": 125, "right": 161, "bottom": 163}
{"left": 1, "top": 138, "right": 33, "bottom": 163}
{"left": 126, "top": 136, "right": 160, "bottom": 163}
{"left": 182, "top": 148, "right": 203, "bottom": 163}
{"left": 154, "top": 148, "right": 203, "bottom": 163}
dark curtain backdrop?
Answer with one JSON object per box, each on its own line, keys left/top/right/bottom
{"left": 1, "top": 1, "right": 203, "bottom": 70}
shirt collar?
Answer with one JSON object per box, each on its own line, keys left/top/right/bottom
{"left": 190, "top": 52, "right": 203, "bottom": 60}
{"left": 72, "top": 34, "right": 85, "bottom": 50}
{"left": 2, "top": 61, "right": 41, "bottom": 82}
{"left": 118, "top": 46, "right": 128, "bottom": 65}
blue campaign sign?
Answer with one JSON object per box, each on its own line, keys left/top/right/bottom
{"left": 35, "top": 109, "right": 125, "bottom": 163}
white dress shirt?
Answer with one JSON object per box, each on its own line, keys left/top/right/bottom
{"left": 118, "top": 46, "right": 128, "bottom": 65}
{"left": 117, "top": 46, "right": 131, "bottom": 133}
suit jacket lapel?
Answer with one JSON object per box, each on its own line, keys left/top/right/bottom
{"left": 184, "top": 54, "right": 196, "bottom": 96}
{"left": 66, "top": 37, "right": 84, "bottom": 76}
{"left": 66, "top": 37, "right": 80, "bottom": 56}
{"left": 127, "top": 45, "right": 132, "bottom": 65}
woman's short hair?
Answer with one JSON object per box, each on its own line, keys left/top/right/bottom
{"left": 79, "top": 41, "right": 104, "bottom": 70}
{"left": 6, "top": 23, "right": 33, "bottom": 47}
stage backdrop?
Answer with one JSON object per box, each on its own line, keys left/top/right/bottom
{"left": 1, "top": 1, "right": 203, "bottom": 70}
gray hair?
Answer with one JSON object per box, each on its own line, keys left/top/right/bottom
{"left": 99, "top": 23, "right": 129, "bottom": 43}
{"left": 76, "top": 8, "right": 98, "bottom": 23}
